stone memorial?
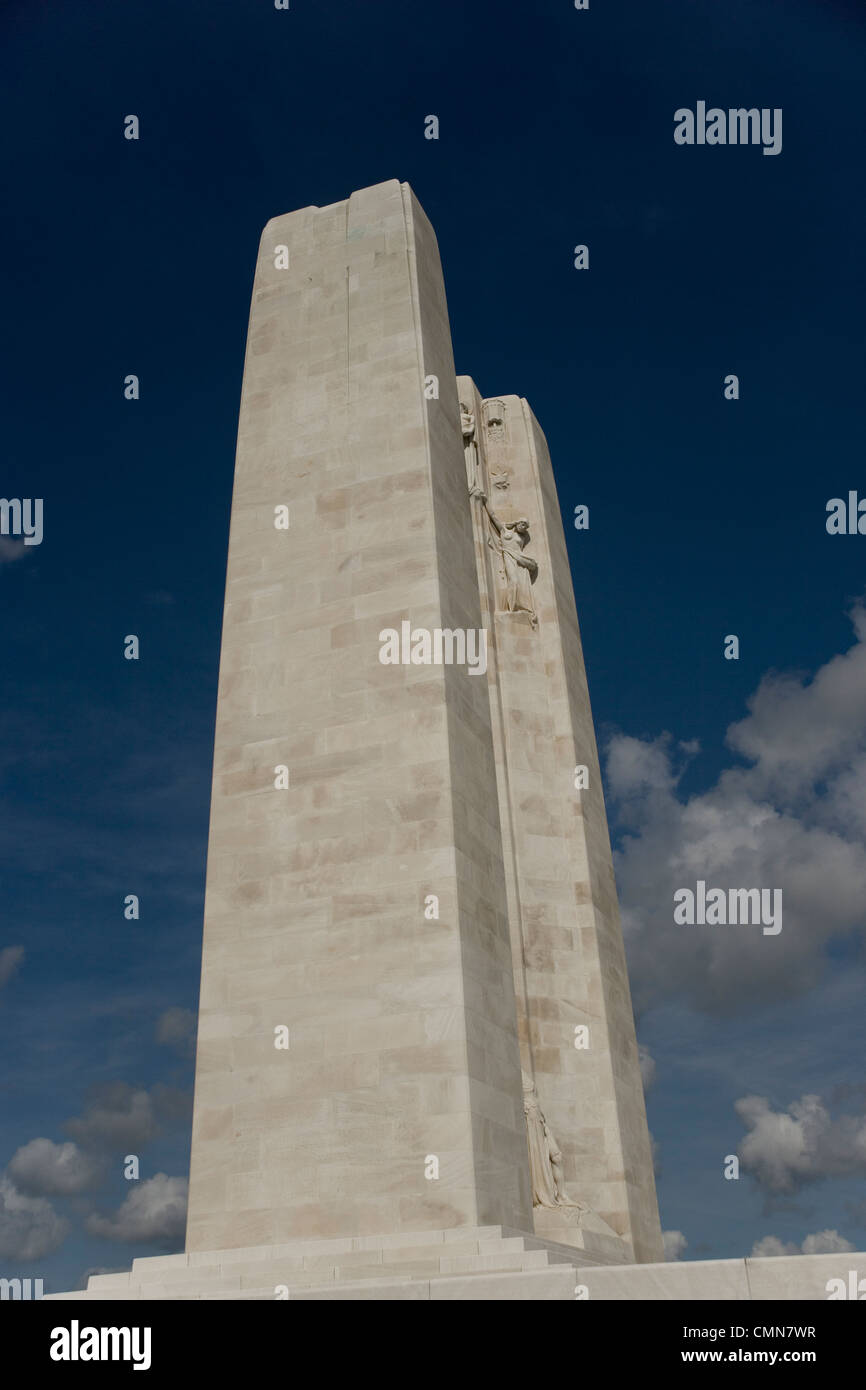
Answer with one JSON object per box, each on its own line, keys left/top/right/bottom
{"left": 46, "top": 182, "right": 864, "bottom": 1300}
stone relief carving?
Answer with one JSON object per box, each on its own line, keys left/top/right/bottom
{"left": 522, "top": 1071, "right": 585, "bottom": 1209}
{"left": 484, "top": 398, "right": 507, "bottom": 441}
{"left": 477, "top": 495, "right": 539, "bottom": 628}
{"left": 460, "top": 400, "right": 482, "bottom": 497}
{"left": 482, "top": 399, "right": 510, "bottom": 491}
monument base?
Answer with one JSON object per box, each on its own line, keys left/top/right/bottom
{"left": 42, "top": 1229, "right": 866, "bottom": 1301}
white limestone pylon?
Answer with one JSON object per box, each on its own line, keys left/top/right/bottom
{"left": 43, "top": 182, "right": 863, "bottom": 1301}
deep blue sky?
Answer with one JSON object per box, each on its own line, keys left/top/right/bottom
{"left": 1, "top": 0, "right": 864, "bottom": 1291}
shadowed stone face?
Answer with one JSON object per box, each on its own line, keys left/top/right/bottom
{"left": 458, "top": 374, "right": 662, "bottom": 1262}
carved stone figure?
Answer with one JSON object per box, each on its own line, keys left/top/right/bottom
{"left": 522, "top": 1071, "right": 583, "bottom": 1209}
{"left": 481, "top": 399, "right": 510, "bottom": 490}
{"left": 484, "top": 398, "right": 507, "bottom": 442}
{"left": 478, "top": 495, "right": 539, "bottom": 627}
{"left": 460, "top": 401, "right": 482, "bottom": 496}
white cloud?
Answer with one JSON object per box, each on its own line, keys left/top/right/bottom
{"left": 7, "top": 1138, "right": 103, "bottom": 1196}
{"left": 0, "top": 1176, "right": 68, "bottom": 1259}
{"left": 736, "top": 1092, "right": 866, "bottom": 1194}
{"left": 86, "top": 1174, "right": 188, "bottom": 1246}
{"left": 0, "top": 945, "right": 24, "bottom": 990}
{"left": 606, "top": 606, "right": 866, "bottom": 1015}
{"left": 802, "top": 1229, "right": 855, "bottom": 1255}
{"left": 663, "top": 1229, "right": 687, "bottom": 1261}
{"left": 751, "top": 1234, "right": 796, "bottom": 1257}
{"left": 638, "top": 1044, "right": 657, "bottom": 1091}
{"left": 751, "top": 1229, "right": 854, "bottom": 1258}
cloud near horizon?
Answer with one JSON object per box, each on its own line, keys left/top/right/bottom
{"left": 0, "top": 1078, "right": 194, "bottom": 1262}
{"left": 751, "top": 1230, "right": 854, "bottom": 1258}
{"left": 607, "top": 605, "right": 866, "bottom": 1016}
{"left": 85, "top": 1174, "right": 188, "bottom": 1246}
{"left": 0, "top": 1176, "right": 69, "bottom": 1260}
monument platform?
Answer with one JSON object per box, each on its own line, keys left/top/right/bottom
{"left": 43, "top": 1228, "right": 866, "bottom": 1301}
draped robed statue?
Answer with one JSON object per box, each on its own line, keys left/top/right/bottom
{"left": 522, "top": 1070, "right": 585, "bottom": 1209}
{"left": 476, "top": 493, "right": 539, "bottom": 628}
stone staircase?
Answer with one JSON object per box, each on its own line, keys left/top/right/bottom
{"left": 45, "top": 1225, "right": 603, "bottom": 1301}
{"left": 44, "top": 1231, "right": 866, "bottom": 1301}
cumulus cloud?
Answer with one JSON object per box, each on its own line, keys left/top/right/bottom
{"left": 0, "top": 1176, "right": 69, "bottom": 1259}
{"left": 802, "top": 1230, "right": 854, "bottom": 1255}
{"left": 66, "top": 1083, "right": 158, "bottom": 1152}
{"left": 155, "top": 1007, "right": 196, "bottom": 1056}
{"left": 0, "top": 1085, "right": 193, "bottom": 1262}
{"left": 736, "top": 1093, "right": 866, "bottom": 1194}
{"left": 86, "top": 1174, "right": 188, "bottom": 1246}
{"left": 6, "top": 1138, "right": 103, "bottom": 1196}
{"left": 663, "top": 1229, "right": 688, "bottom": 1261}
{"left": 65, "top": 1081, "right": 191, "bottom": 1154}
{"left": 0, "top": 945, "right": 24, "bottom": 990}
{"left": 751, "top": 1229, "right": 854, "bottom": 1258}
{"left": 607, "top": 605, "right": 866, "bottom": 1015}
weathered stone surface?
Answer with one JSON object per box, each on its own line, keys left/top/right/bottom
{"left": 186, "top": 180, "right": 532, "bottom": 1253}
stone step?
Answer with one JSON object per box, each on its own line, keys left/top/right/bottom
{"left": 64, "top": 1263, "right": 580, "bottom": 1302}
{"left": 44, "top": 1286, "right": 284, "bottom": 1302}
{"left": 89, "top": 1245, "right": 567, "bottom": 1296}
{"left": 43, "top": 1245, "right": 866, "bottom": 1302}
{"left": 503, "top": 1226, "right": 624, "bottom": 1267}
{"left": 180, "top": 1224, "right": 512, "bottom": 1272}
{"left": 278, "top": 1267, "right": 580, "bottom": 1301}
{"left": 75, "top": 1237, "right": 579, "bottom": 1299}
{"left": 42, "top": 1227, "right": 594, "bottom": 1300}
{"left": 114, "top": 1229, "right": 564, "bottom": 1290}
{"left": 216, "top": 1234, "right": 529, "bottom": 1280}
